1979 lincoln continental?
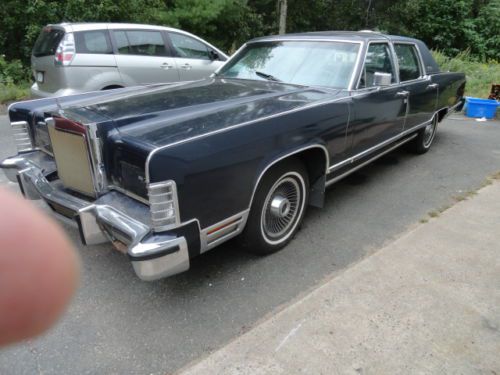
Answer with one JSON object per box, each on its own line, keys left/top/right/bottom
{"left": 1, "top": 31, "right": 465, "bottom": 280}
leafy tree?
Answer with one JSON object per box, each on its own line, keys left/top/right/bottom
{"left": 0, "top": 0, "right": 498, "bottom": 72}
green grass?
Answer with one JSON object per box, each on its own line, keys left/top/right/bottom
{"left": 432, "top": 50, "right": 500, "bottom": 99}
{"left": 0, "top": 82, "right": 31, "bottom": 104}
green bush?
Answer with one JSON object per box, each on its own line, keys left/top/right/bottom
{"left": 432, "top": 50, "right": 500, "bottom": 99}
{"left": 0, "top": 55, "right": 31, "bottom": 85}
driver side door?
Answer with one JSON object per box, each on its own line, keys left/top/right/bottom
{"left": 349, "top": 42, "right": 407, "bottom": 155}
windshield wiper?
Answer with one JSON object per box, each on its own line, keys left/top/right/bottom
{"left": 255, "top": 71, "right": 282, "bottom": 82}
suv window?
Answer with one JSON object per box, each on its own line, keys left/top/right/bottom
{"left": 358, "top": 43, "right": 396, "bottom": 88}
{"left": 394, "top": 44, "right": 422, "bottom": 81}
{"left": 75, "top": 30, "right": 112, "bottom": 54}
{"left": 169, "top": 33, "right": 210, "bottom": 60}
{"left": 113, "top": 30, "right": 167, "bottom": 56}
{"left": 33, "top": 27, "right": 65, "bottom": 57}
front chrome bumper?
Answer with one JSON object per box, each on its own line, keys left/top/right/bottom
{"left": 1, "top": 151, "right": 190, "bottom": 281}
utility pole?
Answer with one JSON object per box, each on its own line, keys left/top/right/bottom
{"left": 278, "top": 0, "right": 287, "bottom": 35}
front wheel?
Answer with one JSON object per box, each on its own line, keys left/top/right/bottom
{"left": 410, "top": 115, "right": 438, "bottom": 154}
{"left": 241, "top": 158, "right": 309, "bottom": 255}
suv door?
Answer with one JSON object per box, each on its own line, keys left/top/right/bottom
{"left": 167, "top": 32, "right": 224, "bottom": 81}
{"left": 393, "top": 43, "right": 437, "bottom": 130}
{"left": 111, "top": 29, "right": 179, "bottom": 85}
{"left": 350, "top": 42, "right": 407, "bottom": 155}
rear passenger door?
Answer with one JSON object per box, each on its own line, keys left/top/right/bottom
{"left": 111, "top": 29, "right": 179, "bottom": 85}
{"left": 167, "top": 32, "right": 224, "bottom": 81}
{"left": 393, "top": 43, "right": 437, "bottom": 130}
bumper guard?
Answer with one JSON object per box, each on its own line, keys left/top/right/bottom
{"left": 1, "top": 151, "right": 190, "bottom": 281}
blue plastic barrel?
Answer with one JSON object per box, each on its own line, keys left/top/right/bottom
{"left": 465, "top": 97, "right": 499, "bottom": 119}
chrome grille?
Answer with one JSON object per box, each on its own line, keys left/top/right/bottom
{"left": 148, "top": 181, "right": 179, "bottom": 231}
{"left": 11, "top": 121, "right": 33, "bottom": 152}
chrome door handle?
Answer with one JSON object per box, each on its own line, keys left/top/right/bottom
{"left": 426, "top": 83, "right": 439, "bottom": 90}
{"left": 161, "top": 62, "right": 173, "bottom": 69}
{"left": 181, "top": 63, "right": 192, "bottom": 70}
{"left": 395, "top": 90, "right": 409, "bottom": 98}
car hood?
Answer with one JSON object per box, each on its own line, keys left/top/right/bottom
{"left": 63, "top": 78, "right": 345, "bottom": 148}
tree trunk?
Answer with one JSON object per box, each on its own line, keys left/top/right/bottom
{"left": 278, "top": 0, "right": 287, "bottom": 35}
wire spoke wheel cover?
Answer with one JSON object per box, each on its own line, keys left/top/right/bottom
{"left": 423, "top": 116, "right": 437, "bottom": 148}
{"left": 260, "top": 172, "right": 306, "bottom": 245}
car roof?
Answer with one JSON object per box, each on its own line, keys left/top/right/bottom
{"left": 46, "top": 22, "right": 227, "bottom": 57}
{"left": 248, "top": 30, "right": 422, "bottom": 44}
{"left": 50, "top": 22, "right": 185, "bottom": 33}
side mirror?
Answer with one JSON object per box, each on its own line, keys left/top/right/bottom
{"left": 209, "top": 50, "right": 219, "bottom": 61}
{"left": 373, "top": 72, "right": 392, "bottom": 87}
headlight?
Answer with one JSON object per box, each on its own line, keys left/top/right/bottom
{"left": 148, "top": 180, "right": 180, "bottom": 231}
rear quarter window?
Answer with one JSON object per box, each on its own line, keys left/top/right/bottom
{"left": 75, "top": 30, "right": 112, "bottom": 54}
{"left": 394, "top": 44, "right": 422, "bottom": 81}
{"left": 33, "top": 27, "right": 65, "bottom": 57}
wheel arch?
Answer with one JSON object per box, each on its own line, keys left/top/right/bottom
{"left": 101, "top": 84, "right": 124, "bottom": 90}
{"left": 436, "top": 107, "right": 448, "bottom": 123}
{"left": 248, "top": 144, "right": 330, "bottom": 211}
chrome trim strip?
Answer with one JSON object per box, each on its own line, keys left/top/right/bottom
{"left": 326, "top": 133, "right": 418, "bottom": 187}
{"left": 328, "top": 118, "right": 432, "bottom": 173}
{"left": 85, "top": 122, "right": 107, "bottom": 192}
{"left": 348, "top": 41, "right": 365, "bottom": 90}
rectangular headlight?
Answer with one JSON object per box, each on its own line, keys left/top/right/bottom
{"left": 11, "top": 121, "right": 34, "bottom": 152}
{"left": 148, "top": 180, "right": 180, "bottom": 232}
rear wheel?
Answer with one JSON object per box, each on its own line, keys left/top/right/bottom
{"left": 241, "top": 158, "right": 309, "bottom": 255}
{"left": 410, "top": 114, "right": 438, "bottom": 154}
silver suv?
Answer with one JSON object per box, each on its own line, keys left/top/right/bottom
{"left": 31, "top": 23, "right": 228, "bottom": 98}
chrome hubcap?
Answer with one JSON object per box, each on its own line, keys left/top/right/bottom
{"left": 423, "top": 119, "right": 437, "bottom": 147}
{"left": 262, "top": 176, "right": 302, "bottom": 241}
{"left": 270, "top": 195, "right": 291, "bottom": 218}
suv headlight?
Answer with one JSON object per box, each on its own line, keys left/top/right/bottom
{"left": 148, "top": 180, "right": 180, "bottom": 232}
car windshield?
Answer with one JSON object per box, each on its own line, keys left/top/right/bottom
{"left": 218, "top": 40, "right": 360, "bottom": 89}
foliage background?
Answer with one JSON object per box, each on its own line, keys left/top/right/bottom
{"left": 0, "top": 0, "right": 498, "bottom": 100}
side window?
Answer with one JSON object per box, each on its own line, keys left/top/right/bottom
{"left": 113, "top": 30, "right": 167, "bottom": 56}
{"left": 394, "top": 44, "right": 422, "bottom": 81}
{"left": 358, "top": 43, "right": 396, "bottom": 88}
{"left": 75, "top": 30, "right": 112, "bottom": 54}
{"left": 169, "top": 33, "right": 210, "bottom": 60}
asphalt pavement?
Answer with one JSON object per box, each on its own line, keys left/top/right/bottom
{"left": 182, "top": 179, "right": 500, "bottom": 375}
{"left": 0, "top": 113, "right": 499, "bottom": 374}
